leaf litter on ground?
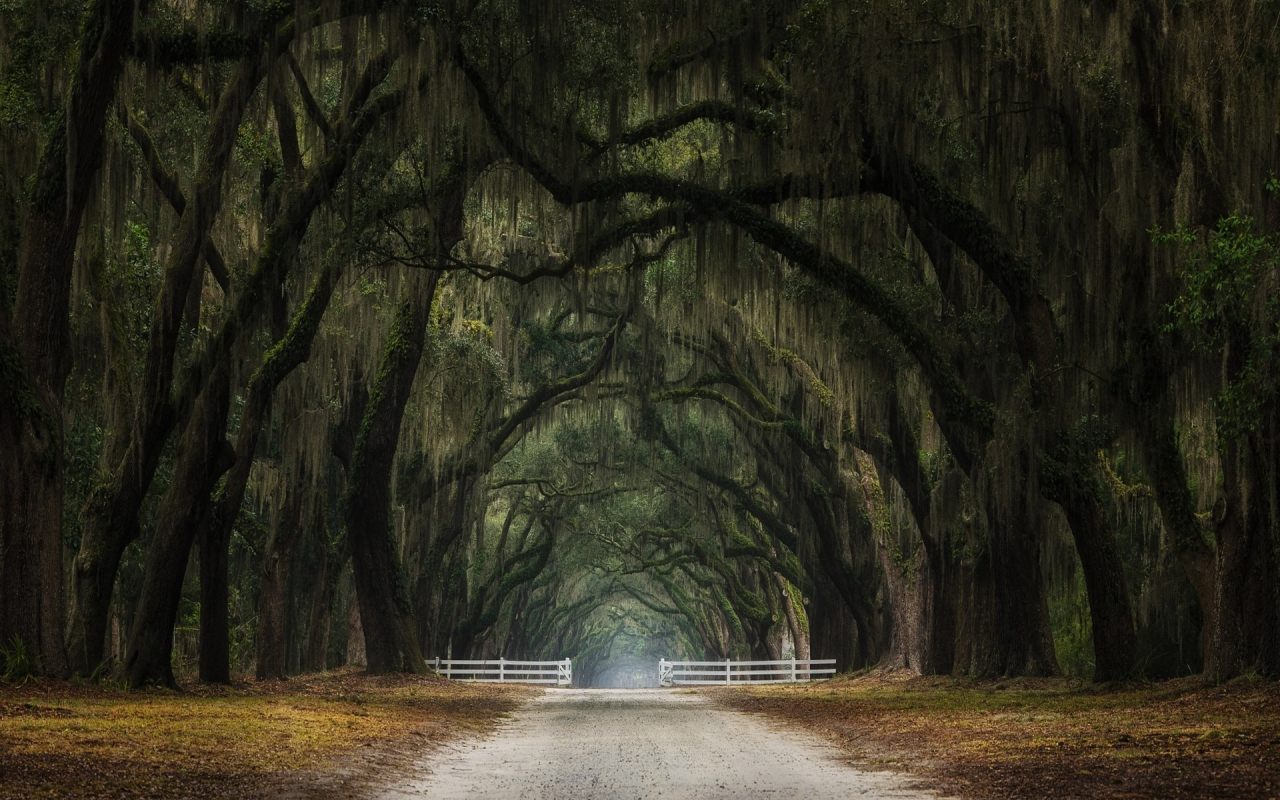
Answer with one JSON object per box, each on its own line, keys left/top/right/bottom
{"left": 0, "top": 666, "right": 534, "bottom": 799}
{"left": 710, "top": 671, "right": 1280, "bottom": 800}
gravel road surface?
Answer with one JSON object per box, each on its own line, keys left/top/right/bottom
{"left": 372, "top": 688, "right": 942, "bottom": 799}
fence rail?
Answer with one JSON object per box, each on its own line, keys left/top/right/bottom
{"left": 432, "top": 657, "right": 572, "bottom": 686}
{"left": 659, "top": 658, "right": 836, "bottom": 686}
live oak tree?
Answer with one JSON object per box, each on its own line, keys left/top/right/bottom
{"left": 0, "top": 0, "right": 1276, "bottom": 687}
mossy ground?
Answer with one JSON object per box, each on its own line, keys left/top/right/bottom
{"left": 711, "top": 672, "right": 1280, "bottom": 799}
{"left": 0, "top": 667, "right": 533, "bottom": 798}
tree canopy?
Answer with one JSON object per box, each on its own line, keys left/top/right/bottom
{"left": 1, "top": 0, "right": 1277, "bottom": 688}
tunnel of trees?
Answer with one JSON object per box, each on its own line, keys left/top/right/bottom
{"left": 1, "top": 0, "right": 1277, "bottom": 690}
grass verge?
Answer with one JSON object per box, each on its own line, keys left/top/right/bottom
{"left": 710, "top": 672, "right": 1280, "bottom": 799}
{"left": 0, "top": 667, "right": 533, "bottom": 798}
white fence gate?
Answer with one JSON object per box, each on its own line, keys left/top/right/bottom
{"left": 658, "top": 658, "right": 836, "bottom": 686}
{"left": 432, "top": 657, "right": 572, "bottom": 686}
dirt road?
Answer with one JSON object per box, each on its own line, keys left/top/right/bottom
{"left": 372, "top": 688, "right": 943, "bottom": 799}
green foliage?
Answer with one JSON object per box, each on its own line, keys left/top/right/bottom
{"left": 1159, "top": 211, "right": 1280, "bottom": 440}
{"left": 62, "top": 417, "right": 104, "bottom": 549}
{"left": 0, "top": 0, "right": 81, "bottom": 128}
{"left": 110, "top": 221, "right": 163, "bottom": 352}
{"left": 1049, "top": 567, "right": 1094, "bottom": 681}
{"left": 516, "top": 315, "right": 600, "bottom": 384}
{"left": 236, "top": 120, "right": 284, "bottom": 177}
{"left": 1, "top": 635, "right": 38, "bottom": 683}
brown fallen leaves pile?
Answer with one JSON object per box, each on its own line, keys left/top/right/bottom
{"left": 712, "top": 672, "right": 1280, "bottom": 800}
{"left": 0, "top": 667, "right": 533, "bottom": 799}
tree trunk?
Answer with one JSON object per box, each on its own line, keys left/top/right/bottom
{"left": 1053, "top": 480, "right": 1136, "bottom": 682}
{"left": 257, "top": 490, "right": 309, "bottom": 680}
{"left": 345, "top": 274, "right": 440, "bottom": 674}
{"left": 1, "top": 0, "right": 142, "bottom": 680}
{"left": 199, "top": 241, "right": 344, "bottom": 682}
{"left": 1210, "top": 430, "right": 1280, "bottom": 681}
{"left": 123, "top": 367, "right": 235, "bottom": 688}
{"left": 800, "top": 477, "right": 881, "bottom": 668}
{"left": 346, "top": 598, "right": 367, "bottom": 667}
{"left": 855, "top": 452, "right": 925, "bottom": 672}
{"left": 415, "top": 478, "right": 476, "bottom": 657}
{"left": 1040, "top": 445, "right": 1137, "bottom": 682}
{"left": 187, "top": 68, "right": 402, "bottom": 681}
{"left": 967, "top": 443, "right": 1059, "bottom": 678}
{"left": 67, "top": 51, "right": 270, "bottom": 676}
{"left": 775, "top": 572, "right": 810, "bottom": 661}
{"left": 0, "top": 389, "right": 68, "bottom": 678}
{"left": 918, "top": 524, "right": 957, "bottom": 675}
{"left": 305, "top": 538, "right": 335, "bottom": 672}
{"left": 197, "top": 508, "right": 232, "bottom": 683}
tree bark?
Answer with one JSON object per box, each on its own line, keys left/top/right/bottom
{"left": 346, "top": 593, "right": 367, "bottom": 667}
{"left": 774, "top": 572, "right": 810, "bottom": 661}
{"left": 123, "top": 365, "right": 235, "bottom": 688}
{"left": 197, "top": 507, "right": 232, "bottom": 683}
{"left": 189, "top": 66, "right": 402, "bottom": 682}
{"left": 199, "top": 244, "right": 344, "bottom": 682}
{"left": 1210, "top": 428, "right": 1280, "bottom": 681}
{"left": 856, "top": 453, "right": 925, "bottom": 673}
{"left": 345, "top": 274, "right": 440, "bottom": 674}
{"left": 1041, "top": 458, "right": 1137, "bottom": 682}
{"left": 966, "top": 444, "right": 1059, "bottom": 678}
{"left": 304, "top": 536, "right": 336, "bottom": 672}
{"left": 1, "top": 0, "right": 142, "bottom": 679}
{"left": 66, "top": 50, "right": 271, "bottom": 676}
{"left": 258, "top": 489, "right": 308, "bottom": 680}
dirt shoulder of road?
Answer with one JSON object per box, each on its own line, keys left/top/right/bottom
{"left": 0, "top": 667, "right": 535, "bottom": 799}
{"left": 709, "top": 672, "right": 1280, "bottom": 800}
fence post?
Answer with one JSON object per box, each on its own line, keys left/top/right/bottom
{"left": 435, "top": 656, "right": 441, "bottom": 676}
{"left": 726, "top": 658, "right": 732, "bottom": 685}
{"left": 499, "top": 656, "right": 505, "bottom": 683}
{"left": 791, "top": 657, "right": 796, "bottom": 682}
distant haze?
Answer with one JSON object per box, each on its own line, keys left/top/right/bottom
{"left": 591, "top": 661, "right": 660, "bottom": 689}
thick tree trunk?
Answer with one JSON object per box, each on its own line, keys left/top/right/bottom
{"left": 917, "top": 526, "right": 956, "bottom": 674}
{"left": 415, "top": 479, "right": 476, "bottom": 656}
{"left": 123, "top": 367, "right": 235, "bottom": 688}
{"left": 1210, "top": 431, "right": 1280, "bottom": 681}
{"left": 1124, "top": 345, "right": 1218, "bottom": 670}
{"left": 2, "top": 0, "right": 142, "bottom": 679}
{"left": 856, "top": 390, "right": 961, "bottom": 675}
{"left": 800, "top": 477, "right": 881, "bottom": 668}
{"left": 775, "top": 572, "right": 810, "bottom": 661}
{"left": 854, "top": 453, "right": 925, "bottom": 672}
{"left": 197, "top": 509, "right": 232, "bottom": 683}
{"left": 1040, "top": 441, "right": 1137, "bottom": 682}
{"left": 345, "top": 274, "right": 440, "bottom": 674}
{"left": 967, "top": 444, "right": 1058, "bottom": 678}
{"left": 258, "top": 490, "right": 307, "bottom": 680}
{"left": 920, "top": 467, "right": 969, "bottom": 675}
{"left": 808, "top": 579, "right": 860, "bottom": 672}
{"left": 188, "top": 67, "right": 401, "bottom": 681}
{"left": 346, "top": 598, "right": 367, "bottom": 667}
{"left": 1050, "top": 476, "right": 1136, "bottom": 682}
{"left": 305, "top": 540, "right": 336, "bottom": 672}
{"left": 0, "top": 387, "right": 68, "bottom": 678}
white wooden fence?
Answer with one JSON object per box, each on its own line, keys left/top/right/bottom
{"left": 432, "top": 657, "right": 572, "bottom": 686}
{"left": 658, "top": 658, "right": 836, "bottom": 686}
